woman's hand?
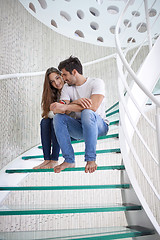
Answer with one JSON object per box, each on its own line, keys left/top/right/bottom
{"left": 50, "top": 102, "right": 66, "bottom": 114}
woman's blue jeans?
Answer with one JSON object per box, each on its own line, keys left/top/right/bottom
{"left": 53, "top": 109, "right": 109, "bottom": 163}
{"left": 40, "top": 118, "right": 60, "bottom": 160}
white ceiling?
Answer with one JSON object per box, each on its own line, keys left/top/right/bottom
{"left": 19, "top": 0, "right": 160, "bottom": 47}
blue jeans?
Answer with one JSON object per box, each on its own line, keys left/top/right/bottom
{"left": 40, "top": 118, "right": 60, "bottom": 160}
{"left": 53, "top": 109, "right": 109, "bottom": 163}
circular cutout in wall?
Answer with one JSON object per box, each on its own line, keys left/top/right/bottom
{"left": 38, "top": 0, "right": 47, "bottom": 9}
{"left": 77, "top": 10, "right": 84, "bottom": 19}
{"left": 107, "top": 6, "right": 119, "bottom": 14}
{"left": 124, "top": 19, "right": 132, "bottom": 28}
{"left": 60, "top": 11, "right": 71, "bottom": 21}
{"left": 137, "top": 22, "right": 147, "bottom": 33}
{"left": 149, "top": 8, "right": 157, "bottom": 17}
{"left": 110, "top": 25, "right": 121, "bottom": 34}
{"left": 97, "top": 37, "right": 103, "bottom": 42}
{"left": 127, "top": 37, "right": 136, "bottom": 43}
{"left": 132, "top": 11, "right": 140, "bottom": 17}
{"left": 89, "top": 7, "right": 99, "bottom": 17}
{"left": 51, "top": 19, "right": 58, "bottom": 28}
{"left": 75, "top": 30, "right": 84, "bottom": 38}
{"left": 90, "top": 22, "right": 99, "bottom": 30}
{"left": 29, "top": 2, "right": 36, "bottom": 13}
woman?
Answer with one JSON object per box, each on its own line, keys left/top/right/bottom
{"left": 33, "top": 67, "right": 64, "bottom": 169}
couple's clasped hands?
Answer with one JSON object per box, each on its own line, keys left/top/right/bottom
{"left": 50, "top": 98, "right": 92, "bottom": 114}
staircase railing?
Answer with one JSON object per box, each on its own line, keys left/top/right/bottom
{"left": 115, "top": 0, "right": 160, "bottom": 235}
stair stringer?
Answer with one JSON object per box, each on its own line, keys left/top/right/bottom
{"left": 119, "top": 124, "right": 160, "bottom": 238}
{"left": 120, "top": 160, "right": 159, "bottom": 240}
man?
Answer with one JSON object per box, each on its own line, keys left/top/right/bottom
{"left": 50, "top": 56, "right": 109, "bottom": 173}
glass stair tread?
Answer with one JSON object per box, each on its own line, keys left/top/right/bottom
{"left": 106, "top": 109, "right": 119, "bottom": 117}
{"left": 21, "top": 148, "right": 121, "bottom": 160}
{"left": 0, "top": 203, "right": 142, "bottom": 216}
{"left": 0, "top": 226, "right": 154, "bottom": 239}
{"left": 109, "top": 120, "right": 119, "bottom": 126}
{"left": 6, "top": 165, "right": 125, "bottom": 173}
{"left": 105, "top": 101, "right": 119, "bottom": 113}
{"left": 0, "top": 184, "right": 130, "bottom": 191}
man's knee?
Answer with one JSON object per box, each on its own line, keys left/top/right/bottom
{"left": 81, "top": 109, "right": 96, "bottom": 124}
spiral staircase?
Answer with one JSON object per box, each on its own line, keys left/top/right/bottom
{"left": 0, "top": 0, "right": 160, "bottom": 239}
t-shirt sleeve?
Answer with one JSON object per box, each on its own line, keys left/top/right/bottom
{"left": 91, "top": 78, "right": 105, "bottom": 96}
{"left": 60, "top": 84, "right": 71, "bottom": 101}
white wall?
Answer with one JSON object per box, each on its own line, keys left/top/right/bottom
{"left": 0, "top": 0, "right": 119, "bottom": 169}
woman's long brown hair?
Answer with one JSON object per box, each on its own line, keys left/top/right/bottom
{"left": 41, "top": 67, "right": 61, "bottom": 118}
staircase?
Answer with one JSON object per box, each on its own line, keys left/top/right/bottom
{"left": 0, "top": 0, "right": 160, "bottom": 238}
{"left": 0, "top": 103, "right": 156, "bottom": 239}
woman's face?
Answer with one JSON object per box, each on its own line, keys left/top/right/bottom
{"left": 49, "top": 72, "right": 64, "bottom": 90}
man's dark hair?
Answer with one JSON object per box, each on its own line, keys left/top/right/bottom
{"left": 58, "top": 56, "right": 83, "bottom": 74}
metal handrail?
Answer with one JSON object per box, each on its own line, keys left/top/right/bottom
{"left": 117, "top": 57, "right": 157, "bottom": 164}
{"left": 115, "top": 0, "right": 160, "bottom": 108}
{"left": 0, "top": 53, "right": 117, "bottom": 81}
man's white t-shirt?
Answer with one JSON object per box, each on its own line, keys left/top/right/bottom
{"left": 60, "top": 77, "right": 107, "bottom": 121}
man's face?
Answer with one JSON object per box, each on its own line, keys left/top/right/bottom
{"left": 61, "top": 68, "right": 77, "bottom": 86}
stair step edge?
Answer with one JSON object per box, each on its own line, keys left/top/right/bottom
{"left": 0, "top": 204, "right": 142, "bottom": 216}
{"left": 0, "top": 225, "right": 154, "bottom": 240}
{"left": 22, "top": 148, "right": 121, "bottom": 160}
{"left": 5, "top": 165, "right": 125, "bottom": 173}
{"left": 0, "top": 184, "right": 130, "bottom": 191}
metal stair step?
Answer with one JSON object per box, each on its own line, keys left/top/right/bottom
{"left": 0, "top": 184, "right": 130, "bottom": 191}
{"left": 21, "top": 148, "right": 121, "bottom": 160}
{"left": 0, "top": 226, "right": 154, "bottom": 239}
{"left": 5, "top": 165, "right": 125, "bottom": 173}
{"left": 0, "top": 203, "right": 142, "bottom": 216}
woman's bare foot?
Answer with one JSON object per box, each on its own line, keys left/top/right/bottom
{"left": 43, "top": 160, "right": 58, "bottom": 169}
{"left": 85, "top": 161, "right": 97, "bottom": 173}
{"left": 54, "top": 162, "right": 75, "bottom": 173}
{"left": 33, "top": 160, "right": 51, "bottom": 169}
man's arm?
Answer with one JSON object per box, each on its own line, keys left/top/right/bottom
{"left": 50, "top": 94, "right": 104, "bottom": 114}
{"left": 89, "top": 94, "right": 104, "bottom": 112}
{"left": 68, "top": 94, "right": 104, "bottom": 112}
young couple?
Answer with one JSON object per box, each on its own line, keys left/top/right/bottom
{"left": 34, "top": 56, "right": 109, "bottom": 173}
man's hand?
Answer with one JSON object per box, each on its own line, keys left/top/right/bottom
{"left": 72, "top": 98, "right": 92, "bottom": 109}
{"left": 50, "top": 102, "right": 66, "bottom": 114}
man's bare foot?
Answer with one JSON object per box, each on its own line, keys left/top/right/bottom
{"left": 85, "top": 161, "right": 97, "bottom": 173}
{"left": 33, "top": 160, "right": 51, "bottom": 169}
{"left": 54, "top": 162, "right": 75, "bottom": 173}
{"left": 43, "top": 160, "right": 58, "bottom": 169}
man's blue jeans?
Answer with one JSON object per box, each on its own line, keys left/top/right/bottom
{"left": 53, "top": 109, "right": 109, "bottom": 163}
{"left": 40, "top": 118, "right": 60, "bottom": 160}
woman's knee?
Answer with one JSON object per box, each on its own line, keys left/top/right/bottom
{"left": 40, "top": 118, "right": 51, "bottom": 127}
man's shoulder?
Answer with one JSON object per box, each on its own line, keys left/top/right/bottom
{"left": 87, "top": 77, "right": 104, "bottom": 82}
{"left": 87, "top": 77, "right": 104, "bottom": 86}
